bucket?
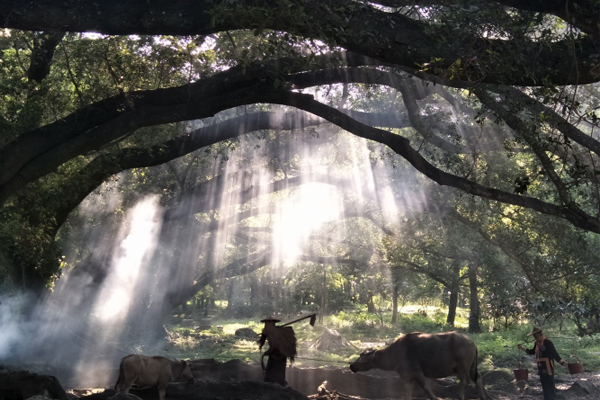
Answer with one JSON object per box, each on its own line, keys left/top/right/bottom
{"left": 568, "top": 355, "right": 584, "bottom": 374}
{"left": 513, "top": 368, "right": 529, "bottom": 381}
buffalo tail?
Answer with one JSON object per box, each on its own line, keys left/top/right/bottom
{"left": 114, "top": 359, "right": 125, "bottom": 390}
{"left": 470, "top": 348, "right": 479, "bottom": 383}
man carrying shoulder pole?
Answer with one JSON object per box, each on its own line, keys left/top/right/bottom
{"left": 517, "top": 327, "right": 565, "bottom": 400}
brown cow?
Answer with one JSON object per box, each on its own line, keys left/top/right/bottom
{"left": 349, "top": 331, "right": 486, "bottom": 400}
{"left": 114, "top": 354, "right": 194, "bottom": 400}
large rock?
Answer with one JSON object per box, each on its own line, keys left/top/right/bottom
{"left": 481, "top": 370, "right": 513, "bottom": 386}
{"left": 190, "top": 359, "right": 263, "bottom": 382}
{"left": 234, "top": 328, "right": 258, "bottom": 340}
{"left": 565, "top": 380, "right": 599, "bottom": 396}
{"left": 0, "top": 370, "right": 69, "bottom": 400}
{"left": 180, "top": 319, "right": 194, "bottom": 328}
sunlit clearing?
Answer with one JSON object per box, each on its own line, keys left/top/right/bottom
{"left": 93, "top": 195, "right": 163, "bottom": 321}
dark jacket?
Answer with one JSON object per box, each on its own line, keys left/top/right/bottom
{"left": 525, "top": 338, "right": 562, "bottom": 375}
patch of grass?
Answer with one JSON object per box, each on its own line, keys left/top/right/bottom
{"left": 166, "top": 334, "right": 263, "bottom": 363}
{"left": 162, "top": 309, "right": 600, "bottom": 374}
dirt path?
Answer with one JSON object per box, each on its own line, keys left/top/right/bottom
{"left": 488, "top": 371, "right": 600, "bottom": 400}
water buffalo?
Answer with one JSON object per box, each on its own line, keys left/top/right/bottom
{"left": 350, "top": 331, "right": 486, "bottom": 400}
{"left": 114, "top": 354, "right": 194, "bottom": 400}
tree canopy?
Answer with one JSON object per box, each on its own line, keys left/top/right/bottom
{"left": 1, "top": 0, "right": 600, "bottom": 333}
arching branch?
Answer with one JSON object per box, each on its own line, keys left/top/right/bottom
{"left": 1, "top": 0, "right": 598, "bottom": 85}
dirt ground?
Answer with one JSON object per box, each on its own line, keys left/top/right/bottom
{"left": 488, "top": 371, "right": 600, "bottom": 400}
{"left": 303, "top": 368, "right": 600, "bottom": 400}
{"left": 84, "top": 360, "right": 600, "bottom": 400}
{"left": 3, "top": 359, "right": 600, "bottom": 400}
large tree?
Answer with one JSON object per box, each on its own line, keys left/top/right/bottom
{"left": 1, "top": 1, "right": 600, "bottom": 303}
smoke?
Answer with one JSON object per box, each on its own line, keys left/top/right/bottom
{"left": 0, "top": 194, "right": 164, "bottom": 387}
{"left": 0, "top": 292, "right": 37, "bottom": 360}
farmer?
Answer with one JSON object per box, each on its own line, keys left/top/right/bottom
{"left": 517, "top": 327, "right": 565, "bottom": 400}
{"left": 258, "top": 316, "right": 297, "bottom": 386}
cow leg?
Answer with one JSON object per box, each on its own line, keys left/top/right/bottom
{"left": 462, "top": 370, "right": 488, "bottom": 400}
{"left": 475, "top": 376, "right": 487, "bottom": 400}
{"left": 457, "top": 377, "right": 467, "bottom": 400}
{"left": 413, "top": 376, "right": 438, "bottom": 400}
{"left": 116, "top": 378, "right": 134, "bottom": 394}
{"left": 398, "top": 378, "right": 414, "bottom": 400}
{"left": 457, "top": 371, "right": 470, "bottom": 400}
{"left": 158, "top": 386, "right": 166, "bottom": 400}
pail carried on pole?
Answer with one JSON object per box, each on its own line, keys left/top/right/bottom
{"left": 513, "top": 368, "right": 529, "bottom": 381}
{"left": 567, "top": 355, "right": 584, "bottom": 374}
{"left": 514, "top": 346, "right": 528, "bottom": 381}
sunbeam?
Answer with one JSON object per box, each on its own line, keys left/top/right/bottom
{"left": 93, "top": 195, "right": 163, "bottom": 322}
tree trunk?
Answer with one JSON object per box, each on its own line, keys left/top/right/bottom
{"left": 468, "top": 265, "right": 481, "bottom": 333}
{"left": 391, "top": 283, "right": 399, "bottom": 324}
{"left": 250, "top": 276, "right": 257, "bottom": 308}
{"left": 343, "top": 280, "right": 351, "bottom": 296}
{"left": 367, "top": 290, "right": 376, "bottom": 314}
{"left": 447, "top": 289, "right": 458, "bottom": 326}
{"left": 272, "top": 279, "right": 279, "bottom": 314}
{"left": 227, "top": 279, "right": 235, "bottom": 313}
{"left": 318, "top": 266, "right": 327, "bottom": 324}
{"left": 446, "top": 262, "right": 461, "bottom": 326}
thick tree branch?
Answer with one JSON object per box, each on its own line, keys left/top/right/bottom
{"left": 1, "top": 54, "right": 370, "bottom": 200}
{"left": 278, "top": 91, "right": 600, "bottom": 233}
{"left": 393, "top": 258, "right": 451, "bottom": 287}
{"left": 395, "top": 65, "right": 600, "bottom": 158}
{"left": 0, "top": 62, "right": 265, "bottom": 189}
{"left": 397, "top": 78, "right": 469, "bottom": 154}
{"left": 475, "top": 89, "right": 575, "bottom": 204}
{"left": 1, "top": 0, "right": 598, "bottom": 85}
{"left": 490, "top": 0, "right": 600, "bottom": 39}
{"left": 502, "top": 87, "right": 600, "bottom": 158}
{"left": 27, "top": 31, "right": 65, "bottom": 83}
{"left": 38, "top": 87, "right": 600, "bottom": 235}
{"left": 475, "top": 88, "right": 600, "bottom": 216}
